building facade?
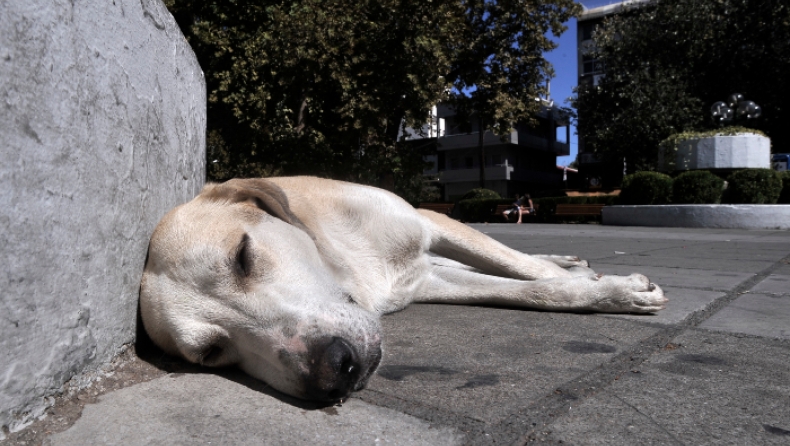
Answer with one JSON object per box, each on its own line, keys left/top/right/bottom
{"left": 407, "top": 103, "right": 571, "bottom": 202}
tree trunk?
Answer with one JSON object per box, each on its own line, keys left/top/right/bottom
{"left": 478, "top": 117, "right": 486, "bottom": 189}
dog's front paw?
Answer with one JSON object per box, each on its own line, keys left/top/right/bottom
{"left": 534, "top": 254, "right": 590, "bottom": 269}
{"left": 592, "top": 274, "right": 668, "bottom": 314}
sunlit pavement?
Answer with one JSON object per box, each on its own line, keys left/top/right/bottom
{"left": 47, "top": 224, "right": 790, "bottom": 445}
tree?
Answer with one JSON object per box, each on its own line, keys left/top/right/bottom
{"left": 574, "top": 0, "right": 790, "bottom": 172}
{"left": 448, "top": 0, "right": 580, "bottom": 188}
{"left": 164, "top": 0, "right": 579, "bottom": 199}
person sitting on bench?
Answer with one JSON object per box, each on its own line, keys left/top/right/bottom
{"left": 516, "top": 194, "right": 534, "bottom": 224}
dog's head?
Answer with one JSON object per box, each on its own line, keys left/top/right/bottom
{"left": 140, "top": 179, "right": 382, "bottom": 402}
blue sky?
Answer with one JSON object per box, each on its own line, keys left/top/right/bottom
{"left": 546, "top": 0, "right": 621, "bottom": 166}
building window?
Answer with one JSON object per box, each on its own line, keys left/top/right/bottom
{"left": 582, "top": 55, "right": 604, "bottom": 76}
{"left": 449, "top": 157, "right": 459, "bottom": 170}
{"left": 491, "top": 154, "right": 503, "bottom": 165}
{"left": 580, "top": 22, "right": 596, "bottom": 41}
{"left": 465, "top": 157, "right": 474, "bottom": 169}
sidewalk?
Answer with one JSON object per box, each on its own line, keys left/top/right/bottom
{"left": 39, "top": 224, "right": 790, "bottom": 445}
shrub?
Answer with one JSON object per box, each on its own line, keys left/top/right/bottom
{"left": 459, "top": 188, "right": 501, "bottom": 200}
{"left": 672, "top": 170, "right": 725, "bottom": 204}
{"left": 778, "top": 171, "right": 790, "bottom": 204}
{"left": 724, "top": 169, "right": 782, "bottom": 204}
{"left": 618, "top": 171, "right": 673, "bottom": 205}
{"left": 456, "top": 198, "right": 511, "bottom": 222}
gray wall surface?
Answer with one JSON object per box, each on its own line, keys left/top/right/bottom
{"left": 0, "top": 0, "right": 206, "bottom": 435}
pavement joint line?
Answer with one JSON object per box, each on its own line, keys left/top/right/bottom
{"left": 678, "top": 253, "right": 790, "bottom": 328}
{"left": 508, "top": 323, "right": 688, "bottom": 446}
{"left": 508, "top": 252, "right": 790, "bottom": 445}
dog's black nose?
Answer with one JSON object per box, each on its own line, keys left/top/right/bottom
{"left": 304, "top": 337, "right": 362, "bottom": 401}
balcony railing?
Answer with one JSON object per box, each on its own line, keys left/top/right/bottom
{"left": 439, "top": 165, "right": 514, "bottom": 183}
{"left": 437, "top": 130, "right": 567, "bottom": 154}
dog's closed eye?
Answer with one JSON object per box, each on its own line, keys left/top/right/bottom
{"left": 234, "top": 234, "right": 253, "bottom": 278}
{"left": 200, "top": 345, "right": 224, "bottom": 366}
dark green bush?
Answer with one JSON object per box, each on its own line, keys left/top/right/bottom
{"left": 456, "top": 198, "right": 511, "bottom": 222}
{"left": 459, "top": 188, "right": 501, "bottom": 200}
{"left": 618, "top": 171, "right": 673, "bottom": 205}
{"left": 778, "top": 171, "right": 790, "bottom": 204}
{"left": 724, "top": 169, "right": 782, "bottom": 204}
{"left": 672, "top": 170, "right": 725, "bottom": 204}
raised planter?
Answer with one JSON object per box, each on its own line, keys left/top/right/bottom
{"left": 603, "top": 205, "right": 790, "bottom": 230}
{"left": 658, "top": 134, "right": 771, "bottom": 171}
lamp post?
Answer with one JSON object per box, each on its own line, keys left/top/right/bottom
{"left": 710, "top": 93, "right": 761, "bottom": 126}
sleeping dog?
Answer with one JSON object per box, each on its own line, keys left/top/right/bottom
{"left": 140, "top": 177, "right": 666, "bottom": 402}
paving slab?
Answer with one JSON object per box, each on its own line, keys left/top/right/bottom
{"left": 598, "top": 287, "right": 725, "bottom": 325}
{"left": 365, "top": 305, "right": 660, "bottom": 425}
{"left": 592, "top": 264, "right": 754, "bottom": 292}
{"left": 750, "top": 275, "right": 790, "bottom": 296}
{"left": 46, "top": 372, "right": 463, "bottom": 446}
{"left": 543, "top": 330, "right": 790, "bottom": 445}
{"left": 773, "top": 263, "right": 790, "bottom": 276}
{"left": 699, "top": 293, "right": 790, "bottom": 339}
{"left": 591, "top": 254, "right": 775, "bottom": 273}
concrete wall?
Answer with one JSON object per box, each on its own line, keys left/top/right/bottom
{"left": 658, "top": 134, "right": 771, "bottom": 171}
{"left": 0, "top": 0, "right": 206, "bottom": 435}
{"left": 603, "top": 205, "right": 790, "bottom": 230}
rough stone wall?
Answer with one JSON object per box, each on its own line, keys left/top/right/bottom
{"left": 0, "top": 0, "right": 205, "bottom": 435}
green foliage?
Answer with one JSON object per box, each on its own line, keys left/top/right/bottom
{"left": 618, "top": 172, "right": 673, "bottom": 205}
{"left": 459, "top": 188, "right": 501, "bottom": 201}
{"left": 397, "top": 175, "right": 441, "bottom": 207}
{"left": 778, "top": 171, "right": 790, "bottom": 204}
{"left": 671, "top": 171, "right": 725, "bottom": 204}
{"left": 574, "top": 0, "right": 790, "bottom": 171}
{"left": 724, "top": 169, "right": 782, "bottom": 204}
{"left": 164, "top": 0, "right": 580, "bottom": 200}
{"left": 166, "top": 0, "right": 448, "bottom": 197}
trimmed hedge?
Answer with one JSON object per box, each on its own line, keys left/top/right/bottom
{"left": 778, "top": 171, "right": 790, "bottom": 204}
{"left": 619, "top": 171, "right": 673, "bottom": 205}
{"left": 724, "top": 169, "right": 782, "bottom": 204}
{"left": 459, "top": 188, "right": 501, "bottom": 200}
{"left": 672, "top": 170, "right": 725, "bottom": 204}
{"left": 456, "top": 198, "right": 511, "bottom": 222}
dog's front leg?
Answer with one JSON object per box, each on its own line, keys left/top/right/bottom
{"left": 413, "top": 264, "right": 667, "bottom": 314}
{"left": 418, "top": 210, "right": 573, "bottom": 280}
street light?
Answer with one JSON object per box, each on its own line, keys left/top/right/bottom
{"left": 711, "top": 93, "right": 761, "bottom": 126}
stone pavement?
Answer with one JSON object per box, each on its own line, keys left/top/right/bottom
{"left": 44, "top": 224, "right": 790, "bottom": 445}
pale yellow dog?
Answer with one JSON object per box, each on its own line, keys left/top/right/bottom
{"left": 140, "top": 177, "right": 666, "bottom": 402}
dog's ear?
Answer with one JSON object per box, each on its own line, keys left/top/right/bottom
{"left": 201, "top": 178, "right": 297, "bottom": 225}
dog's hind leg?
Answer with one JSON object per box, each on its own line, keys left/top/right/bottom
{"left": 417, "top": 210, "right": 573, "bottom": 280}
{"left": 414, "top": 262, "right": 667, "bottom": 314}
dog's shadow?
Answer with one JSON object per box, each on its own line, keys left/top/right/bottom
{"left": 134, "top": 301, "right": 336, "bottom": 411}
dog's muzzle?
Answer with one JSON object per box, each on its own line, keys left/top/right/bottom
{"left": 304, "top": 336, "right": 382, "bottom": 401}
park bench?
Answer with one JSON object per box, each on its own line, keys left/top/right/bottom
{"left": 554, "top": 203, "right": 605, "bottom": 217}
{"left": 418, "top": 203, "right": 455, "bottom": 216}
